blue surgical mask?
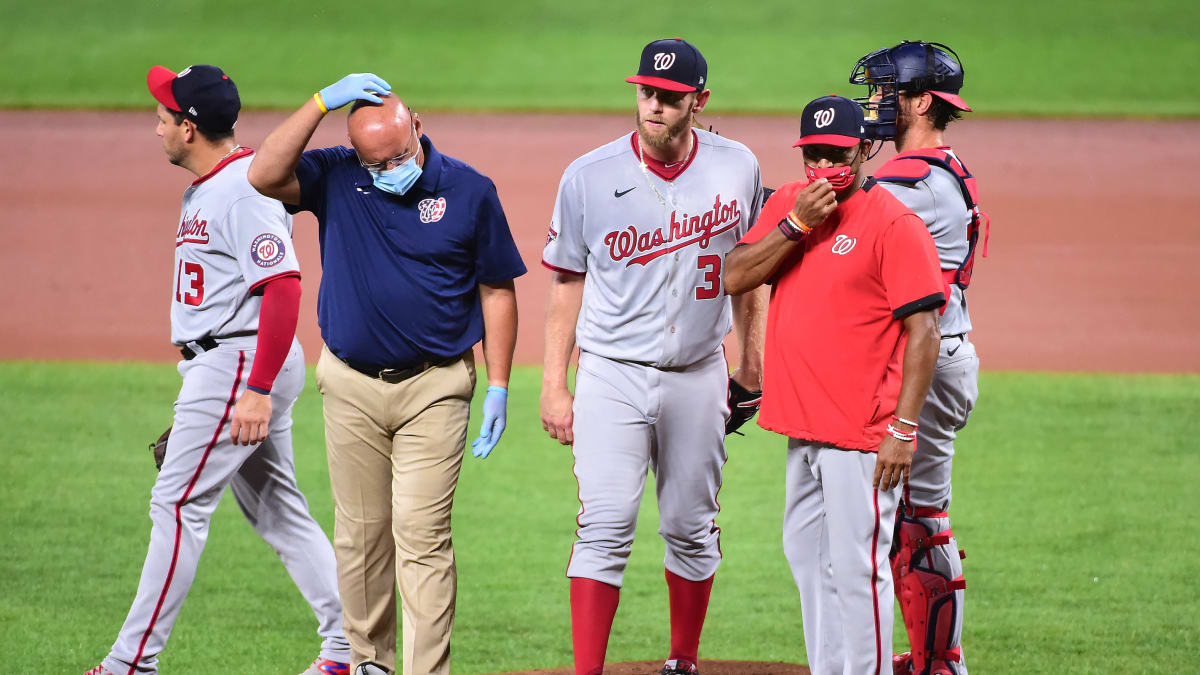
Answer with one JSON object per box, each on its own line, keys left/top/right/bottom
{"left": 371, "top": 155, "right": 422, "bottom": 195}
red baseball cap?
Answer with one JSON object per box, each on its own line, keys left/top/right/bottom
{"left": 147, "top": 64, "right": 240, "bottom": 132}
{"left": 929, "top": 90, "right": 972, "bottom": 112}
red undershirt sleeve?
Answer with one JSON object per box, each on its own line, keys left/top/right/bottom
{"left": 246, "top": 274, "right": 301, "bottom": 394}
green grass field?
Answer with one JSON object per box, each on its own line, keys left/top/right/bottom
{"left": 1, "top": 363, "right": 1197, "bottom": 674}
{"left": 2, "top": 0, "right": 1198, "bottom": 116}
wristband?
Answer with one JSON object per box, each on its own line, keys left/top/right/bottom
{"left": 887, "top": 424, "right": 916, "bottom": 442}
{"left": 786, "top": 210, "right": 813, "bottom": 234}
{"left": 313, "top": 92, "right": 329, "bottom": 114}
{"left": 777, "top": 218, "right": 806, "bottom": 242}
{"left": 891, "top": 415, "right": 919, "bottom": 431}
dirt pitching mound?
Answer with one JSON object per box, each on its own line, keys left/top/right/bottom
{"left": 494, "top": 660, "right": 810, "bottom": 675}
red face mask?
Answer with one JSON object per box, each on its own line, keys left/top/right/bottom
{"left": 804, "top": 163, "right": 856, "bottom": 191}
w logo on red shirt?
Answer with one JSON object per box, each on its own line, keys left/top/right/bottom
{"left": 832, "top": 234, "right": 857, "bottom": 255}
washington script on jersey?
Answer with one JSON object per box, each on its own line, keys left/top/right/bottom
{"left": 177, "top": 210, "right": 210, "bottom": 246}
{"left": 605, "top": 194, "right": 742, "bottom": 267}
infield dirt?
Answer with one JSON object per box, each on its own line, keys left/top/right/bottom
{"left": 2, "top": 111, "right": 1197, "bottom": 373}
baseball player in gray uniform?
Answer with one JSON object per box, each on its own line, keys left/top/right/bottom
{"left": 851, "top": 41, "right": 987, "bottom": 675}
{"left": 85, "top": 65, "right": 349, "bottom": 675}
{"left": 540, "top": 39, "right": 767, "bottom": 675}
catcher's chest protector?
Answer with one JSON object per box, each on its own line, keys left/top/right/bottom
{"left": 873, "top": 149, "right": 989, "bottom": 289}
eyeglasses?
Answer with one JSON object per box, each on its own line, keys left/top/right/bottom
{"left": 356, "top": 123, "right": 419, "bottom": 172}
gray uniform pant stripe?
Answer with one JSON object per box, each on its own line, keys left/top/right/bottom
{"left": 105, "top": 345, "right": 347, "bottom": 674}
{"left": 907, "top": 335, "right": 979, "bottom": 510}
{"left": 567, "top": 350, "right": 728, "bottom": 587}
{"left": 783, "top": 441, "right": 900, "bottom": 675}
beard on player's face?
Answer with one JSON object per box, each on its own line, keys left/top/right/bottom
{"left": 636, "top": 103, "right": 694, "bottom": 150}
{"left": 162, "top": 134, "right": 186, "bottom": 166}
{"left": 893, "top": 98, "right": 913, "bottom": 146}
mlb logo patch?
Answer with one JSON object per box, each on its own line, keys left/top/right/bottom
{"left": 418, "top": 197, "right": 447, "bottom": 224}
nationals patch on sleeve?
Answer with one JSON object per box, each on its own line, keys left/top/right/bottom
{"left": 250, "top": 233, "right": 286, "bottom": 267}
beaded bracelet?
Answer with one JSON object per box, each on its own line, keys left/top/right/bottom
{"left": 887, "top": 424, "right": 917, "bottom": 442}
{"left": 891, "top": 415, "right": 919, "bottom": 432}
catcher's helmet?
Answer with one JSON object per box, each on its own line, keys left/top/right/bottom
{"left": 849, "top": 41, "right": 970, "bottom": 140}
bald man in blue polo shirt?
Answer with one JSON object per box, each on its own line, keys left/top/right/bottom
{"left": 250, "top": 73, "right": 526, "bottom": 675}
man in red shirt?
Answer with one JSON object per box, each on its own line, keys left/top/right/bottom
{"left": 724, "top": 95, "right": 943, "bottom": 675}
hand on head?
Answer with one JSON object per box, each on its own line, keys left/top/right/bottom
{"left": 347, "top": 93, "right": 420, "bottom": 169}
{"left": 318, "top": 73, "right": 391, "bottom": 111}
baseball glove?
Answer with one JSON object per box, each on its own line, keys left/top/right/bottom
{"left": 149, "top": 426, "right": 171, "bottom": 471}
{"left": 725, "top": 377, "right": 763, "bottom": 435}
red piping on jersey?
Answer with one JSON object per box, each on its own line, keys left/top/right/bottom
{"left": 542, "top": 260, "right": 586, "bottom": 277}
{"left": 129, "top": 351, "right": 245, "bottom": 675}
{"left": 247, "top": 269, "right": 301, "bottom": 294}
{"left": 871, "top": 488, "right": 882, "bottom": 675}
{"left": 247, "top": 275, "right": 301, "bottom": 393}
{"left": 629, "top": 130, "right": 698, "bottom": 182}
{"left": 191, "top": 147, "right": 255, "bottom": 187}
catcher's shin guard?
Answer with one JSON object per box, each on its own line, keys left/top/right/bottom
{"left": 890, "top": 503, "right": 967, "bottom": 675}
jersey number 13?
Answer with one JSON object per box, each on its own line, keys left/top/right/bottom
{"left": 175, "top": 260, "right": 204, "bottom": 306}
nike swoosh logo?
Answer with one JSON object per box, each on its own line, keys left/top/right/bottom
{"left": 947, "top": 344, "right": 960, "bottom": 356}
{"left": 614, "top": 187, "right": 636, "bottom": 198}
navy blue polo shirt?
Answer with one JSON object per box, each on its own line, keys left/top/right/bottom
{"left": 288, "top": 135, "right": 526, "bottom": 369}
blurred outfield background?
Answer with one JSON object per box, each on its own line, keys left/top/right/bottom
{"left": 3, "top": 2, "right": 1200, "bottom": 673}
{"left": 1, "top": 0, "right": 1198, "bottom": 116}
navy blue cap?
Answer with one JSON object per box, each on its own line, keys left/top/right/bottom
{"left": 792, "top": 95, "right": 867, "bottom": 148}
{"left": 626, "top": 38, "right": 707, "bottom": 92}
{"left": 147, "top": 64, "right": 240, "bottom": 132}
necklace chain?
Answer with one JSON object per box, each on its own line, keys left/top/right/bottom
{"left": 636, "top": 131, "right": 692, "bottom": 208}
{"left": 218, "top": 144, "right": 242, "bottom": 163}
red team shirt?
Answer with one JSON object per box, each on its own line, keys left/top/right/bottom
{"left": 739, "top": 180, "right": 944, "bottom": 452}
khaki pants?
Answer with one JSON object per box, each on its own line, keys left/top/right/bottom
{"left": 316, "top": 345, "right": 475, "bottom": 675}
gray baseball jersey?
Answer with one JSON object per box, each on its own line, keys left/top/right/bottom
{"left": 100, "top": 149, "right": 348, "bottom": 674}
{"left": 878, "top": 151, "right": 972, "bottom": 336}
{"left": 879, "top": 148, "right": 980, "bottom": 675}
{"left": 171, "top": 149, "right": 300, "bottom": 345}
{"left": 543, "top": 129, "right": 762, "bottom": 367}
{"left": 548, "top": 129, "right": 761, "bottom": 592}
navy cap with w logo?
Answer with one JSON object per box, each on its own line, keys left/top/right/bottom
{"left": 793, "top": 95, "right": 867, "bottom": 148}
{"left": 147, "top": 64, "right": 240, "bottom": 133}
{"left": 626, "top": 38, "right": 707, "bottom": 93}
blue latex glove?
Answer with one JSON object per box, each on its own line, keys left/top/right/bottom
{"left": 318, "top": 73, "right": 392, "bottom": 111}
{"left": 471, "top": 386, "right": 508, "bottom": 459}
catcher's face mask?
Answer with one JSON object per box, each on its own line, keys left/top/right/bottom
{"left": 849, "top": 48, "right": 901, "bottom": 141}
{"left": 850, "top": 41, "right": 968, "bottom": 141}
